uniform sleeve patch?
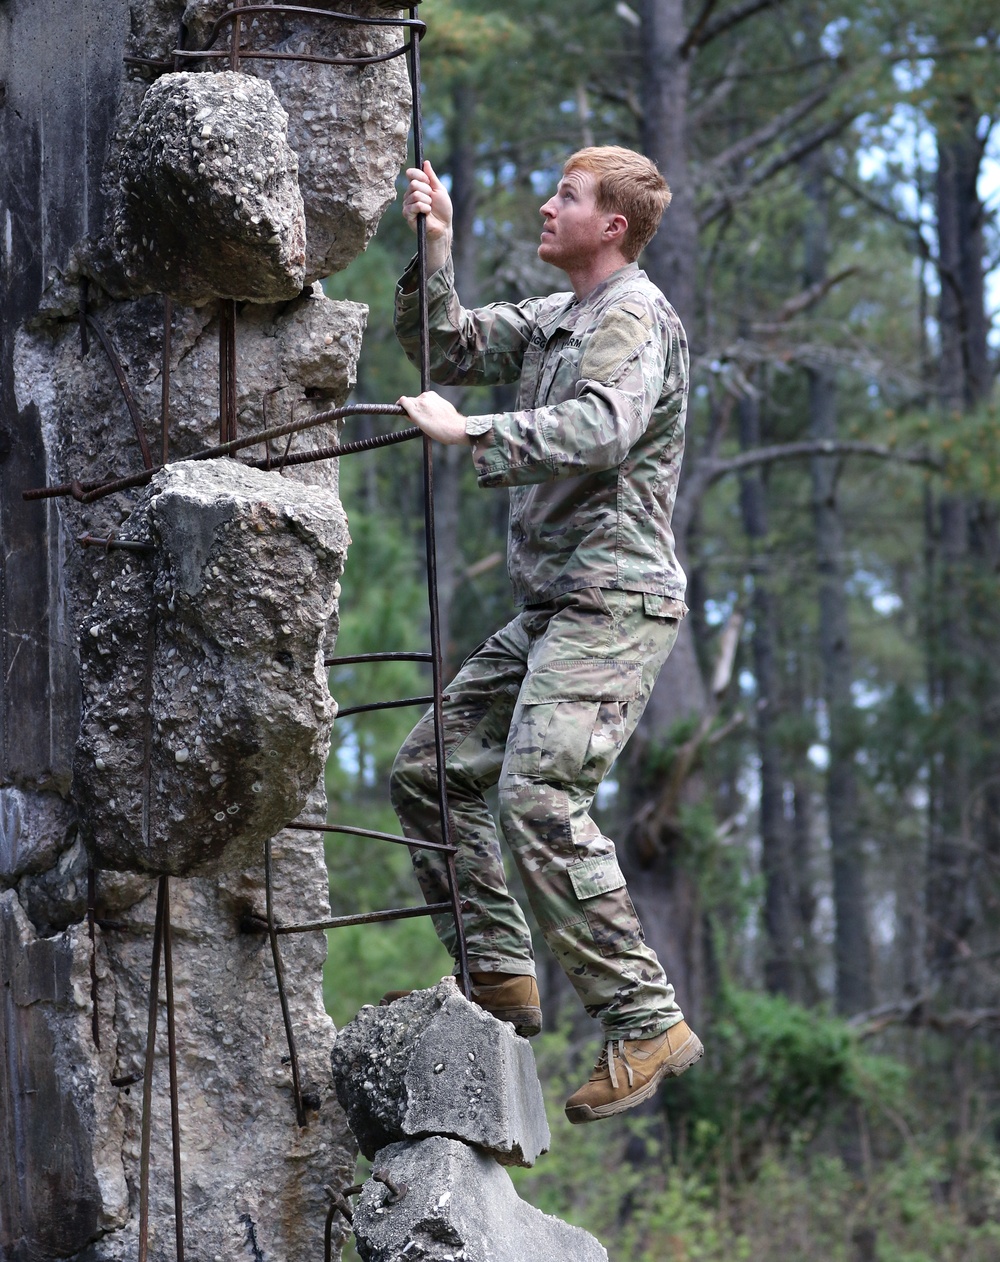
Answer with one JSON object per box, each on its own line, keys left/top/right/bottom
{"left": 580, "top": 307, "right": 651, "bottom": 383}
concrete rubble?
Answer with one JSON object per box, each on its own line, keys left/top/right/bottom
{"left": 331, "top": 979, "right": 550, "bottom": 1169}
{"left": 333, "top": 982, "right": 610, "bottom": 1260}
{"left": 352, "top": 1136, "right": 610, "bottom": 1262}
{"left": 74, "top": 459, "right": 348, "bottom": 876}
{"left": 176, "top": 0, "right": 413, "bottom": 283}
{"left": 116, "top": 71, "right": 307, "bottom": 304}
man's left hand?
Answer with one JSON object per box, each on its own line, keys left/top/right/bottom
{"left": 398, "top": 392, "right": 470, "bottom": 445}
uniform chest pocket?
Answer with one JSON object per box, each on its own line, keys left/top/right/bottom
{"left": 518, "top": 341, "right": 546, "bottom": 407}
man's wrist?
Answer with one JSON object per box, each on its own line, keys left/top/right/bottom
{"left": 425, "top": 232, "right": 453, "bottom": 275}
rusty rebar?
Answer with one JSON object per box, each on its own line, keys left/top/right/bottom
{"left": 229, "top": 0, "right": 243, "bottom": 72}
{"left": 218, "top": 298, "right": 238, "bottom": 444}
{"left": 78, "top": 532, "right": 154, "bottom": 555}
{"left": 86, "top": 314, "right": 154, "bottom": 470}
{"left": 138, "top": 879, "right": 167, "bottom": 1262}
{"left": 23, "top": 404, "right": 410, "bottom": 503}
{"left": 161, "top": 296, "right": 172, "bottom": 466}
{"left": 264, "top": 836, "right": 308, "bottom": 1127}
{"left": 171, "top": 45, "right": 412, "bottom": 68}
{"left": 408, "top": 7, "right": 471, "bottom": 1001}
{"left": 323, "top": 1188, "right": 353, "bottom": 1262}
{"left": 285, "top": 819, "right": 457, "bottom": 856}
{"left": 243, "top": 901, "right": 451, "bottom": 936}
{"left": 203, "top": 3, "right": 426, "bottom": 45}
{"left": 245, "top": 424, "right": 422, "bottom": 471}
{"left": 326, "top": 651, "right": 432, "bottom": 666}
{"left": 87, "top": 865, "right": 100, "bottom": 1051}
{"left": 373, "top": 1169, "right": 408, "bottom": 1205}
{"left": 161, "top": 878, "right": 186, "bottom": 1262}
{"left": 336, "top": 695, "right": 433, "bottom": 718}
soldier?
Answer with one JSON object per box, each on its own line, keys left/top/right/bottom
{"left": 390, "top": 146, "right": 702, "bottom": 1123}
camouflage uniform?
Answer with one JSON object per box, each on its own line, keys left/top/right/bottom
{"left": 390, "top": 256, "right": 690, "bottom": 1039}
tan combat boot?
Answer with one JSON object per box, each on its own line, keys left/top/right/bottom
{"left": 564, "top": 1021, "right": 703, "bottom": 1124}
{"left": 470, "top": 971, "right": 542, "bottom": 1038}
{"left": 380, "top": 972, "right": 543, "bottom": 1038}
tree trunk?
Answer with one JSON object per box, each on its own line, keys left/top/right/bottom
{"left": 926, "top": 96, "right": 992, "bottom": 991}
{"left": 639, "top": 0, "right": 697, "bottom": 334}
{"left": 737, "top": 389, "right": 797, "bottom": 996}
{"left": 804, "top": 153, "right": 874, "bottom": 1015}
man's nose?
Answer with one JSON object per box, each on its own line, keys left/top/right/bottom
{"left": 540, "top": 198, "right": 555, "bottom": 218}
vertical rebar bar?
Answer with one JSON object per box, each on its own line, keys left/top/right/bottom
{"left": 230, "top": 0, "right": 243, "bottom": 73}
{"left": 264, "top": 836, "right": 308, "bottom": 1127}
{"left": 138, "top": 879, "right": 167, "bottom": 1262}
{"left": 87, "top": 865, "right": 101, "bottom": 1050}
{"left": 161, "top": 296, "right": 172, "bottom": 466}
{"left": 226, "top": 300, "right": 238, "bottom": 442}
{"left": 161, "top": 878, "right": 185, "bottom": 1262}
{"left": 218, "top": 298, "right": 238, "bottom": 445}
{"left": 408, "top": 7, "right": 471, "bottom": 999}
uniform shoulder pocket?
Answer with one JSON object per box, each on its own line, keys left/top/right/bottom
{"left": 580, "top": 307, "right": 651, "bottom": 383}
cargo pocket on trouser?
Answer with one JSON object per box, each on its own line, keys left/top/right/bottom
{"left": 567, "top": 854, "right": 644, "bottom": 957}
{"left": 504, "top": 658, "right": 644, "bottom": 787}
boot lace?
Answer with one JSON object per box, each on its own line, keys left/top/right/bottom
{"left": 600, "top": 1039, "right": 634, "bottom": 1091}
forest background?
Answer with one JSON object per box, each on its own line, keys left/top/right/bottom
{"left": 318, "top": 1, "right": 1000, "bottom": 1258}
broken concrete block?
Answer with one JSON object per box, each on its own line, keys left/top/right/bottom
{"left": 353, "top": 1136, "right": 609, "bottom": 1262}
{"left": 116, "top": 71, "right": 306, "bottom": 304}
{"left": 74, "top": 458, "right": 347, "bottom": 876}
{"left": 331, "top": 979, "right": 550, "bottom": 1168}
{"left": 180, "top": 2, "right": 413, "bottom": 282}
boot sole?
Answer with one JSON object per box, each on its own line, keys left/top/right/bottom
{"left": 565, "top": 1031, "right": 704, "bottom": 1125}
{"left": 491, "top": 1007, "right": 543, "bottom": 1039}
{"left": 380, "top": 991, "right": 541, "bottom": 1038}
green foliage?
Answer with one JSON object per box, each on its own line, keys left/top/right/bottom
{"left": 502, "top": 1022, "right": 1000, "bottom": 1262}
{"left": 662, "top": 992, "right": 907, "bottom": 1172}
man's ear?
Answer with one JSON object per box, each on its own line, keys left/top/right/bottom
{"left": 605, "top": 213, "right": 628, "bottom": 244}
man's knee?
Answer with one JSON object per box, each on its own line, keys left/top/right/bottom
{"left": 389, "top": 728, "right": 437, "bottom": 813}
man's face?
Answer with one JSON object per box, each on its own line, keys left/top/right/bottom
{"left": 537, "top": 169, "right": 613, "bottom": 271}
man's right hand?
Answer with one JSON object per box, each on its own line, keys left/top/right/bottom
{"left": 402, "top": 161, "right": 452, "bottom": 272}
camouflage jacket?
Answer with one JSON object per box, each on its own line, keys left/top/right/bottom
{"left": 395, "top": 255, "right": 689, "bottom": 611}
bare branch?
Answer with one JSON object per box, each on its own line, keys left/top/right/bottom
{"left": 586, "top": 80, "right": 643, "bottom": 124}
{"left": 463, "top": 550, "right": 503, "bottom": 581}
{"left": 706, "top": 81, "right": 835, "bottom": 178}
{"left": 850, "top": 994, "right": 1000, "bottom": 1038}
{"left": 755, "top": 266, "right": 860, "bottom": 327}
{"left": 699, "top": 115, "right": 853, "bottom": 227}
{"left": 684, "top": 0, "right": 789, "bottom": 53}
{"left": 701, "top": 439, "right": 942, "bottom": 487}
{"left": 681, "top": 0, "right": 722, "bottom": 56}
{"left": 829, "top": 170, "right": 937, "bottom": 262}
{"left": 690, "top": 43, "right": 746, "bottom": 129}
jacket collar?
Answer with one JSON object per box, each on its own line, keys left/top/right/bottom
{"left": 539, "top": 262, "right": 642, "bottom": 338}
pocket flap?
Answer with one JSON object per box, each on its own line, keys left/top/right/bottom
{"left": 568, "top": 855, "right": 628, "bottom": 901}
{"left": 643, "top": 592, "right": 687, "bottom": 619}
{"left": 520, "top": 659, "right": 643, "bottom": 704}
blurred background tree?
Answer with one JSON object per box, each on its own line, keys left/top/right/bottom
{"left": 323, "top": 2, "right": 1000, "bottom": 1257}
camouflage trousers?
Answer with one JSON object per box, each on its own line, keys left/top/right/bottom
{"left": 389, "top": 587, "right": 684, "bottom": 1039}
